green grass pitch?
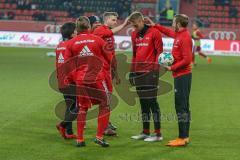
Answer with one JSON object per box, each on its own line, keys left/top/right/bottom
{"left": 0, "top": 47, "right": 240, "bottom": 160}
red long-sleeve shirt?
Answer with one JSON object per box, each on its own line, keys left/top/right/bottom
{"left": 131, "top": 25, "right": 163, "bottom": 72}
{"left": 55, "top": 40, "right": 74, "bottom": 89}
{"left": 64, "top": 31, "right": 112, "bottom": 84}
{"left": 154, "top": 24, "right": 193, "bottom": 78}
{"left": 93, "top": 25, "right": 117, "bottom": 72}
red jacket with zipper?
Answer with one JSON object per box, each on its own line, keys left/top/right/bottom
{"left": 154, "top": 24, "right": 193, "bottom": 78}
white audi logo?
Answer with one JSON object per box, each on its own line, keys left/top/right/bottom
{"left": 44, "top": 24, "right": 61, "bottom": 33}
{"left": 209, "top": 31, "right": 236, "bottom": 40}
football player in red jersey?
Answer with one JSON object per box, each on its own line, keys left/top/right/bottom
{"left": 93, "top": 12, "right": 129, "bottom": 84}
{"left": 192, "top": 23, "right": 212, "bottom": 65}
{"left": 88, "top": 15, "right": 118, "bottom": 136}
{"left": 128, "top": 12, "right": 164, "bottom": 142}
{"left": 65, "top": 16, "right": 112, "bottom": 147}
{"left": 147, "top": 14, "right": 192, "bottom": 147}
{"left": 93, "top": 12, "right": 129, "bottom": 135}
{"left": 55, "top": 22, "right": 78, "bottom": 139}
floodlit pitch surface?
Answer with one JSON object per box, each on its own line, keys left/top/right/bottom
{"left": 0, "top": 47, "right": 240, "bottom": 160}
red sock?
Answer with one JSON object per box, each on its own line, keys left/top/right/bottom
{"left": 143, "top": 129, "right": 150, "bottom": 135}
{"left": 154, "top": 129, "right": 161, "bottom": 135}
{"left": 77, "top": 107, "right": 88, "bottom": 141}
{"left": 96, "top": 106, "right": 110, "bottom": 139}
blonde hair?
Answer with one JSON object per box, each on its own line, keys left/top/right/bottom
{"left": 76, "top": 16, "right": 90, "bottom": 33}
{"left": 103, "top": 12, "right": 118, "bottom": 21}
{"left": 174, "top": 14, "right": 189, "bottom": 28}
{"left": 129, "top": 11, "right": 144, "bottom": 22}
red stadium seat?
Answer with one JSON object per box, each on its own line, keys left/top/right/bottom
{"left": 224, "top": 6, "right": 229, "bottom": 11}
{"left": 4, "top": 3, "right": 10, "bottom": 8}
{"left": 15, "top": 10, "right": 22, "bottom": 15}
{"left": 11, "top": 3, "right": 17, "bottom": 9}
{"left": 230, "top": 18, "right": 237, "bottom": 23}
{"left": 0, "top": 3, "right": 4, "bottom": 8}
{"left": 217, "top": 6, "right": 223, "bottom": 11}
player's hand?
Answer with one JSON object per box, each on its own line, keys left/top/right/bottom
{"left": 115, "top": 76, "right": 121, "bottom": 85}
{"left": 123, "top": 16, "right": 130, "bottom": 26}
{"left": 163, "top": 65, "right": 171, "bottom": 71}
{"left": 129, "top": 72, "right": 136, "bottom": 86}
{"left": 144, "top": 17, "right": 155, "bottom": 26}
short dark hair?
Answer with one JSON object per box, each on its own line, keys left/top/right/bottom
{"left": 174, "top": 14, "right": 189, "bottom": 28}
{"left": 129, "top": 11, "right": 144, "bottom": 22}
{"left": 60, "top": 22, "right": 76, "bottom": 39}
{"left": 103, "top": 12, "right": 118, "bottom": 21}
{"left": 76, "top": 16, "right": 90, "bottom": 33}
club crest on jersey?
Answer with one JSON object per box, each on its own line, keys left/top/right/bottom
{"left": 79, "top": 45, "right": 94, "bottom": 56}
{"left": 58, "top": 53, "right": 64, "bottom": 63}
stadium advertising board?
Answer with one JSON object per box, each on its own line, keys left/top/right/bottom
{"left": 0, "top": 31, "right": 239, "bottom": 56}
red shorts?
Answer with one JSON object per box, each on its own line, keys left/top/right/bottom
{"left": 76, "top": 79, "right": 112, "bottom": 109}
{"left": 194, "top": 46, "right": 201, "bottom": 52}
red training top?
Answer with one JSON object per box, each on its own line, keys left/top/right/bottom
{"left": 65, "top": 31, "right": 112, "bottom": 84}
{"left": 131, "top": 25, "right": 163, "bottom": 72}
{"left": 93, "top": 25, "right": 117, "bottom": 71}
{"left": 154, "top": 24, "right": 193, "bottom": 78}
{"left": 55, "top": 40, "right": 74, "bottom": 89}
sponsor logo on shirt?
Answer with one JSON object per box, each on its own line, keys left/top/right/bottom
{"left": 75, "top": 40, "right": 95, "bottom": 44}
{"left": 136, "top": 43, "right": 149, "bottom": 47}
{"left": 79, "top": 45, "right": 94, "bottom": 56}
{"left": 58, "top": 53, "right": 64, "bottom": 63}
{"left": 56, "top": 47, "right": 66, "bottom": 51}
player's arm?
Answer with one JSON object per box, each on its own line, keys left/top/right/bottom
{"left": 153, "top": 30, "right": 163, "bottom": 63}
{"left": 144, "top": 17, "right": 176, "bottom": 38}
{"left": 63, "top": 42, "right": 75, "bottom": 85}
{"left": 93, "top": 27, "right": 113, "bottom": 38}
{"left": 197, "top": 30, "right": 204, "bottom": 38}
{"left": 130, "top": 33, "right": 137, "bottom": 73}
{"left": 170, "top": 37, "right": 192, "bottom": 71}
{"left": 98, "top": 38, "right": 112, "bottom": 65}
{"left": 111, "top": 17, "right": 129, "bottom": 34}
{"left": 154, "top": 24, "right": 176, "bottom": 38}
{"left": 129, "top": 34, "right": 137, "bottom": 86}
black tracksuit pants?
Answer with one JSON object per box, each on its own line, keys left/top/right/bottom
{"left": 174, "top": 73, "right": 192, "bottom": 138}
{"left": 59, "top": 87, "right": 78, "bottom": 134}
{"left": 135, "top": 71, "right": 161, "bottom": 134}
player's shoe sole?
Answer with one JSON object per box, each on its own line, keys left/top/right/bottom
{"left": 131, "top": 133, "right": 150, "bottom": 140}
{"left": 104, "top": 128, "right": 117, "bottom": 136}
{"left": 108, "top": 122, "right": 117, "bottom": 130}
{"left": 76, "top": 141, "right": 86, "bottom": 147}
{"left": 166, "top": 138, "right": 188, "bottom": 147}
{"left": 144, "top": 136, "right": 163, "bottom": 142}
{"left": 94, "top": 138, "right": 109, "bottom": 147}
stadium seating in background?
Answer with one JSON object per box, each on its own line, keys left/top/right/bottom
{"left": 197, "top": 0, "right": 240, "bottom": 29}
{"left": 0, "top": 0, "right": 132, "bottom": 22}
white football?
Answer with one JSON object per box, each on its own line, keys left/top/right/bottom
{"left": 158, "top": 52, "right": 174, "bottom": 66}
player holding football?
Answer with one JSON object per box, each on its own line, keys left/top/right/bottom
{"left": 146, "top": 14, "right": 192, "bottom": 147}
{"left": 93, "top": 12, "right": 129, "bottom": 135}
{"left": 65, "top": 16, "right": 112, "bottom": 147}
{"left": 55, "top": 22, "right": 78, "bottom": 139}
{"left": 192, "top": 23, "right": 212, "bottom": 65}
{"left": 128, "top": 12, "right": 164, "bottom": 142}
